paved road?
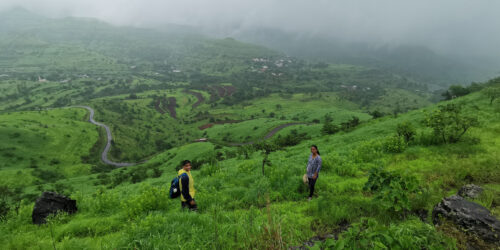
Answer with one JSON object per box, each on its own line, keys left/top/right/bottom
{"left": 76, "top": 106, "right": 135, "bottom": 167}
{"left": 75, "top": 106, "right": 307, "bottom": 165}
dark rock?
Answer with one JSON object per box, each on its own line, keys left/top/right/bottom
{"left": 458, "top": 184, "right": 483, "bottom": 199}
{"left": 32, "top": 192, "right": 77, "bottom": 225}
{"left": 413, "top": 208, "right": 429, "bottom": 222}
{"left": 432, "top": 195, "right": 500, "bottom": 245}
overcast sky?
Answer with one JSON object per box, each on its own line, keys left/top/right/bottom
{"left": 1, "top": 0, "right": 499, "bottom": 57}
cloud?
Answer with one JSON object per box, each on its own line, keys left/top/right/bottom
{"left": 1, "top": 0, "right": 499, "bottom": 57}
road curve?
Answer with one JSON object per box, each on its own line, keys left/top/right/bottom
{"left": 75, "top": 106, "right": 135, "bottom": 167}
{"left": 74, "top": 106, "right": 308, "bottom": 164}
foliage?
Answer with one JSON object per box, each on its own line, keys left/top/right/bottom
{"left": 340, "top": 116, "right": 360, "bottom": 131}
{"left": 321, "top": 121, "right": 340, "bottom": 135}
{"left": 363, "top": 168, "right": 419, "bottom": 213}
{"left": 382, "top": 136, "right": 407, "bottom": 153}
{"left": 483, "top": 87, "right": 500, "bottom": 104}
{"left": 274, "top": 129, "right": 309, "bottom": 147}
{"left": 396, "top": 121, "right": 416, "bottom": 143}
{"left": 320, "top": 218, "right": 455, "bottom": 249}
{"left": 122, "top": 184, "right": 169, "bottom": 218}
{"left": 424, "top": 103, "right": 479, "bottom": 144}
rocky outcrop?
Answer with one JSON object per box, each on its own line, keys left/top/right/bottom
{"left": 32, "top": 192, "right": 77, "bottom": 224}
{"left": 432, "top": 195, "right": 500, "bottom": 244}
{"left": 458, "top": 184, "right": 483, "bottom": 199}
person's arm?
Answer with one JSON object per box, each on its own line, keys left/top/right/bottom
{"left": 313, "top": 157, "right": 322, "bottom": 179}
{"left": 180, "top": 174, "right": 193, "bottom": 203}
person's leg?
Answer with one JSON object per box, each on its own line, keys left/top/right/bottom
{"left": 188, "top": 199, "right": 198, "bottom": 212}
{"left": 308, "top": 178, "right": 316, "bottom": 198}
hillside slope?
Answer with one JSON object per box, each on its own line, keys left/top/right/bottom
{"left": 1, "top": 82, "right": 498, "bottom": 249}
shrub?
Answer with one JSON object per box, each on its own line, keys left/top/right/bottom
{"left": 424, "top": 103, "right": 479, "bottom": 144}
{"left": 150, "top": 167, "right": 163, "bottom": 178}
{"left": 322, "top": 154, "right": 358, "bottom": 177}
{"left": 483, "top": 87, "right": 500, "bottom": 104}
{"left": 382, "top": 136, "right": 407, "bottom": 153}
{"left": 321, "top": 121, "right": 340, "bottom": 135}
{"left": 352, "top": 140, "right": 384, "bottom": 163}
{"left": 122, "top": 185, "right": 169, "bottom": 218}
{"left": 363, "top": 168, "right": 419, "bottom": 213}
{"left": 322, "top": 218, "right": 455, "bottom": 249}
{"left": 90, "top": 188, "right": 120, "bottom": 214}
{"left": 130, "top": 168, "right": 148, "bottom": 184}
{"left": 396, "top": 121, "right": 416, "bottom": 143}
{"left": 341, "top": 116, "right": 360, "bottom": 131}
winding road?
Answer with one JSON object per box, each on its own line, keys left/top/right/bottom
{"left": 75, "top": 106, "right": 307, "bottom": 166}
{"left": 76, "top": 106, "right": 135, "bottom": 167}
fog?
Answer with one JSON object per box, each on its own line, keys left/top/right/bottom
{"left": 1, "top": 0, "right": 500, "bottom": 58}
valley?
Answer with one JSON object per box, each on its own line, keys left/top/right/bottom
{"left": 0, "top": 7, "right": 499, "bottom": 250}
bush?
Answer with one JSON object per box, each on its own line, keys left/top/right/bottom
{"left": 150, "top": 167, "right": 163, "bottom": 178}
{"left": 122, "top": 185, "right": 169, "bottom": 218}
{"left": 322, "top": 218, "right": 455, "bottom": 249}
{"left": 130, "top": 168, "right": 148, "bottom": 184}
{"left": 363, "top": 168, "right": 419, "bottom": 213}
{"left": 396, "top": 121, "right": 416, "bottom": 143}
{"left": 32, "top": 169, "right": 64, "bottom": 182}
{"left": 341, "top": 116, "right": 360, "bottom": 131}
{"left": 322, "top": 154, "right": 358, "bottom": 177}
{"left": 321, "top": 121, "right": 340, "bottom": 135}
{"left": 424, "top": 103, "right": 479, "bottom": 144}
{"left": 382, "top": 136, "right": 407, "bottom": 153}
{"left": 352, "top": 140, "right": 384, "bottom": 163}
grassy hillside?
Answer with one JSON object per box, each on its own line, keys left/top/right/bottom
{"left": 1, "top": 83, "right": 498, "bottom": 249}
{"left": 0, "top": 108, "right": 99, "bottom": 190}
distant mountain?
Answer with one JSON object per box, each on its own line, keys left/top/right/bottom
{"left": 229, "top": 27, "right": 499, "bottom": 89}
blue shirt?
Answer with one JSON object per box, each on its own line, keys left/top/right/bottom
{"left": 306, "top": 154, "right": 322, "bottom": 178}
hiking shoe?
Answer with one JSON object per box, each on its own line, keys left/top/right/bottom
{"left": 308, "top": 197, "right": 312, "bottom": 202}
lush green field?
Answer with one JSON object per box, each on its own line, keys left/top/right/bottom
{"left": 1, "top": 85, "right": 499, "bottom": 249}
{"left": 1, "top": 8, "right": 499, "bottom": 250}
{"left": 0, "top": 108, "right": 99, "bottom": 189}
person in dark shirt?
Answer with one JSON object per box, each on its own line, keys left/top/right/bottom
{"left": 178, "top": 160, "right": 197, "bottom": 211}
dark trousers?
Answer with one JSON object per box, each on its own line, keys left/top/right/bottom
{"left": 308, "top": 178, "right": 317, "bottom": 197}
{"left": 181, "top": 199, "right": 198, "bottom": 211}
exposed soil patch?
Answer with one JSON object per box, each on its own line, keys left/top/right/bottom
{"left": 222, "top": 85, "right": 236, "bottom": 96}
{"left": 185, "top": 90, "right": 205, "bottom": 108}
{"left": 205, "top": 86, "right": 219, "bottom": 102}
{"left": 154, "top": 99, "right": 166, "bottom": 114}
{"left": 213, "top": 85, "right": 226, "bottom": 97}
{"left": 164, "top": 97, "right": 177, "bottom": 118}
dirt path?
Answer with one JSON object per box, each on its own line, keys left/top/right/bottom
{"left": 185, "top": 90, "right": 205, "bottom": 108}
{"left": 165, "top": 97, "right": 177, "bottom": 118}
{"left": 74, "top": 107, "right": 306, "bottom": 166}
{"left": 76, "top": 106, "right": 135, "bottom": 167}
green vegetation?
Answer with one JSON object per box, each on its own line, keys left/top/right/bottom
{"left": 0, "top": 8, "right": 499, "bottom": 250}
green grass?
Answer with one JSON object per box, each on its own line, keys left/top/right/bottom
{"left": 1, "top": 88, "right": 499, "bottom": 249}
{"left": 0, "top": 108, "right": 98, "bottom": 189}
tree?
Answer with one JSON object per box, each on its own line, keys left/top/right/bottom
{"left": 254, "top": 142, "right": 278, "bottom": 175}
{"left": 321, "top": 121, "right": 340, "bottom": 135}
{"left": 484, "top": 87, "right": 500, "bottom": 105}
{"left": 424, "top": 103, "right": 479, "bottom": 144}
{"left": 396, "top": 122, "right": 416, "bottom": 143}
